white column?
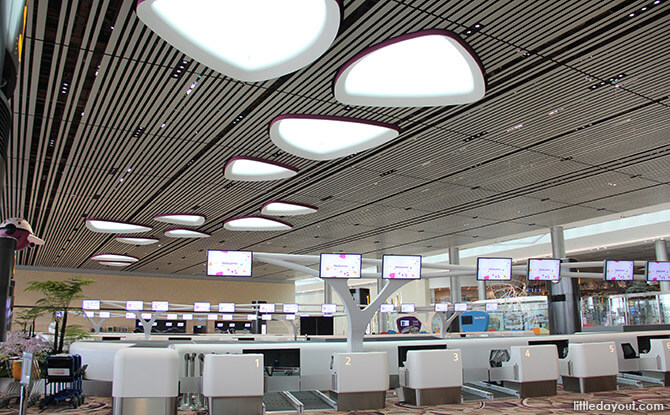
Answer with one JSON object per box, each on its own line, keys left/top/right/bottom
{"left": 449, "top": 247, "right": 461, "bottom": 303}
{"left": 656, "top": 240, "right": 670, "bottom": 292}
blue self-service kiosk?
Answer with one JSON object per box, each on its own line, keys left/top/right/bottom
{"left": 459, "top": 311, "right": 490, "bottom": 332}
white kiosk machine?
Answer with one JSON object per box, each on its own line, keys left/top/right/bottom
{"left": 329, "top": 352, "right": 388, "bottom": 411}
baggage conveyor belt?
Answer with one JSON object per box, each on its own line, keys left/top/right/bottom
{"left": 263, "top": 390, "right": 335, "bottom": 413}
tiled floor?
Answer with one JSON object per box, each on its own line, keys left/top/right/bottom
{"left": 1, "top": 387, "right": 668, "bottom": 414}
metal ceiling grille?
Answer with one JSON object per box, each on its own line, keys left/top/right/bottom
{"left": 3, "top": 0, "right": 669, "bottom": 281}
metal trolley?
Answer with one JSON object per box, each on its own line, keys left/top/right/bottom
{"left": 39, "top": 354, "right": 86, "bottom": 409}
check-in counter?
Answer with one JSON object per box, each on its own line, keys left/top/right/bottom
{"left": 112, "top": 348, "right": 179, "bottom": 415}
{"left": 330, "top": 352, "right": 388, "bottom": 411}
{"left": 490, "top": 345, "right": 558, "bottom": 397}
{"left": 638, "top": 338, "right": 670, "bottom": 385}
{"left": 399, "top": 349, "right": 462, "bottom": 405}
{"left": 202, "top": 354, "right": 264, "bottom": 415}
{"left": 559, "top": 342, "right": 618, "bottom": 393}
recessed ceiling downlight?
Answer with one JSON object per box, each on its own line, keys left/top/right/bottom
{"left": 153, "top": 214, "right": 206, "bottom": 226}
{"left": 164, "top": 228, "right": 211, "bottom": 238}
{"left": 99, "top": 261, "right": 133, "bottom": 267}
{"left": 261, "top": 201, "right": 318, "bottom": 216}
{"left": 136, "top": 0, "right": 341, "bottom": 81}
{"left": 115, "top": 236, "right": 160, "bottom": 245}
{"left": 269, "top": 115, "right": 400, "bottom": 160}
{"left": 334, "top": 29, "right": 486, "bottom": 107}
{"left": 224, "top": 216, "right": 292, "bottom": 231}
{"left": 85, "top": 219, "right": 152, "bottom": 234}
{"left": 90, "top": 254, "right": 139, "bottom": 262}
{"left": 224, "top": 156, "right": 298, "bottom": 181}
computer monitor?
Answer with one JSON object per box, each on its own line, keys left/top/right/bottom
{"left": 476, "top": 257, "right": 512, "bottom": 281}
{"left": 247, "top": 314, "right": 257, "bottom": 321}
{"left": 380, "top": 304, "right": 394, "bottom": 313}
{"left": 604, "top": 260, "right": 634, "bottom": 281}
{"left": 99, "top": 311, "right": 111, "bottom": 318}
{"left": 434, "top": 303, "right": 449, "bottom": 312}
{"left": 152, "top": 301, "right": 169, "bottom": 312}
{"left": 182, "top": 313, "right": 193, "bottom": 320}
{"left": 319, "top": 253, "right": 361, "bottom": 279}
{"left": 166, "top": 313, "right": 178, "bottom": 320}
{"left": 527, "top": 258, "right": 561, "bottom": 281}
{"left": 646, "top": 261, "right": 670, "bottom": 281}
{"left": 283, "top": 303, "right": 299, "bottom": 314}
{"left": 207, "top": 314, "right": 218, "bottom": 320}
{"left": 485, "top": 302, "right": 498, "bottom": 312}
{"left": 207, "top": 250, "right": 252, "bottom": 277}
{"left": 259, "top": 303, "right": 275, "bottom": 313}
{"left": 381, "top": 254, "right": 421, "bottom": 279}
{"left": 218, "top": 303, "right": 235, "bottom": 312}
{"left": 140, "top": 313, "right": 152, "bottom": 320}
{"left": 286, "top": 314, "right": 296, "bottom": 321}
{"left": 84, "top": 311, "right": 94, "bottom": 318}
{"left": 194, "top": 302, "right": 211, "bottom": 312}
{"left": 321, "top": 304, "right": 337, "bottom": 314}
{"left": 400, "top": 303, "right": 415, "bottom": 313}
{"left": 454, "top": 303, "right": 467, "bottom": 312}
{"left": 261, "top": 314, "right": 272, "bottom": 321}
{"left": 82, "top": 300, "right": 100, "bottom": 310}
{"left": 125, "top": 312, "right": 135, "bottom": 319}
{"left": 126, "top": 301, "right": 143, "bottom": 311}
{"left": 221, "top": 314, "right": 233, "bottom": 321}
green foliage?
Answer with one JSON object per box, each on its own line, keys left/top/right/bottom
{"left": 626, "top": 281, "right": 660, "bottom": 293}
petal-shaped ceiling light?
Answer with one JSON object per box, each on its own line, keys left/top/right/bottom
{"left": 164, "top": 228, "right": 211, "bottom": 238}
{"left": 269, "top": 115, "right": 400, "bottom": 160}
{"left": 86, "top": 219, "right": 152, "bottom": 234}
{"left": 99, "top": 261, "right": 133, "bottom": 267}
{"left": 334, "top": 29, "right": 486, "bottom": 107}
{"left": 154, "top": 214, "right": 206, "bottom": 226}
{"left": 90, "top": 254, "right": 139, "bottom": 262}
{"left": 224, "top": 216, "right": 292, "bottom": 231}
{"left": 136, "top": 0, "right": 341, "bottom": 81}
{"left": 261, "top": 201, "right": 318, "bottom": 216}
{"left": 115, "top": 236, "right": 160, "bottom": 245}
{"left": 224, "top": 156, "right": 298, "bottom": 182}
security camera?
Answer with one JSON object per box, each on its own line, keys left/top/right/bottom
{"left": 0, "top": 218, "right": 45, "bottom": 251}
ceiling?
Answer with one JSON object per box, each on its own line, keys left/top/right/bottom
{"left": 3, "top": 0, "right": 669, "bottom": 282}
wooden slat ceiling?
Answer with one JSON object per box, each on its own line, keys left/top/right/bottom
{"left": 3, "top": 0, "right": 669, "bottom": 281}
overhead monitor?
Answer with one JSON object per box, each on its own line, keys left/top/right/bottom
{"left": 286, "top": 314, "right": 296, "bottom": 321}
{"left": 152, "top": 301, "right": 169, "bottom": 312}
{"left": 182, "top": 313, "right": 193, "bottom": 320}
{"left": 221, "top": 314, "right": 233, "bottom": 321}
{"left": 207, "top": 314, "right": 218, "bottom": 320}
{"left": 283, "top": 303, "right": 299, "bottom": 314}
{"left": 140, "top": 313, "right": 152, "bottom": 320}
{"left": 319, "top": 253, "right": 361, "bottom": 279}
{"left": 244, "top": 323, "right": 252, "bottom": 328}
{"left": 194, "top": 302, "right": 211, "bottom": 312}
{"left": 400, "top": 303, "right": 415, "bottom": 313}
{"left": 126, "top": 301, "right": 143, "bottom": 311}
{"left": 207, "top": 250, "right": 253, "bottom": 276}
{"left": 646, "top": 261, "right": 670, "bottom": 281}
{"left": 382, "top": 254, "right": 421, "bottom": 279}
{"left": 434, "top": 303, "right": 449, "bottom": 312}
{"left": 485, "top": 303, "right": 499, "bottom": 312}
{"left": 380, "top": 304, "right": 394, "bottom": 313}
{"left": 261, "top": 314, "right": 272, "bottom": 321}
{"left": 166, "top": 322, "right": 174, "bottom": 327}
{"left": 247, "top": 314, "right": 258, "bottom": 321}
{"left": 454, "top": 303, "right": 467, "bottom": 312}
{"left": 527, "top": 258, "right": 561, "bottom": 281}
{"left": 125, "top": 312, "right": 135, "bottom": 319}
{"left": 218, "top": 303, "right": 235, "bottom": 313}
{"left": 322, "top": 304, "right": 337, "bottom": 314}
{"left": 229, "top": 323, "right": 236, "bottom": 327}
{"left": 99, "top": 311, "right": 111, "bottom": 318}
{"left": 177, "top": 322, "right": 185, "bottom": 327}
{"left": 477, "top": 257, "right": 512, "bottom": 281}
{"left": 259, "top": 303, "right": 275, "bottom": 313}
{"left": 82, "top": 300, "right": 100, "bottom": 310}
{"left": 604, "top": 260, "right": 634, "bottom": 281}
{"left": 84, "top": 311, "right": 94, "bottom": 318}
{"left": 166, "top": 313, "right": 178, "bottom": 320}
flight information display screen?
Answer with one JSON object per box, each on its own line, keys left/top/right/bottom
{"left": 207, "top": 250, "right": 252, "bottom": 276}
{"left": 434, "top": 303, "right": 449, "bottom": 312}
{"left": 82, "top": 300, "right": 100, "bottom": 310}
{"left": 604, "top": 260, "right": 634, "bottom": 281}
{"left": 319, "top": 253, "right": 361, "bottom": 278}
{"left": 400, "top": 303, "right": 415, "bottom": 313}
{"left": 477, "top": 257, "right": 512, "bottom": 281}
{"left": 527, "top": 258, "right": 561, "bottom": 281}
{"left": 647, "top": 261, "right": 670, "bottom": 281}
{"left": 382, "top": 255, "right": 421, "bottom": 279}
{"left": 126, "top": 301, "right": 143, "bottom": 311}
{"left": 380, "top": 304, "right": 394, "bottom": 313}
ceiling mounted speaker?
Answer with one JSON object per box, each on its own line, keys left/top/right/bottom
{"left": 224, "top": 216, "right": 292, "bottom": 231}
{"left": 334, "top": 29, "right": 486, "bottom": 107}
{"left": 224, "top": 156, "right": 298, "bottom": 181}
{"left": 136, "top": 0, "right": 342, "bottom": 81}
{"left": 269, "top": 115, "right": 400, "bottom": 160}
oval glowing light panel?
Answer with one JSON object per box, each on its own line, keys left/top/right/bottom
{"left": 154, "top": 214, "right": 206, "bottom": 226}
{"left": 90, "top": 254, "right": 139, "bottom": 262}
{"left": 164, "top": 228, "right": 211, "bottom": 238}
{"left": 136, "top": 0, "right": 341, "bottom": 81}
{"left": 334, "top": 29, "right": 486, "bottom": 107}
{"left": 115, "top": 236, "right": 160, "bottom": 245}
{"left": 86, "top": 219, "right": 152, "bottom": 234}
{"left": 224, "top": 216, "right": 292, "bottom": 231}
{"left": 99, "top": 261, "right": 133, "bottom": 267}
{"left": 224, "top": 156, "right": 298, "bottom": 182}
{"left": 269, "top": 115, "right": 400, "bottom": 160}
{"left": 261, "top": 201, "right": 317, "bottom": 216}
